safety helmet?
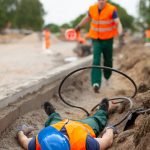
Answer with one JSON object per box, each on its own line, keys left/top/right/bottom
{"left": 38, "top": 126, "right": 70, "bottom": 150}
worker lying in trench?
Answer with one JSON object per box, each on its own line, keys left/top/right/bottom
{"left": 16, "top": 98, "right": 117, "bottom": 150}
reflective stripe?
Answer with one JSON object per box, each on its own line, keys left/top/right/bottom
{"left": 92, "top": 19, "right": 114, "bottom": 25}
{"left": 91, "top": 26, "right": 116, "bottom": 32}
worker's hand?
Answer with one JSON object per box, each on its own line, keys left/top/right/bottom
{"left": 17, "top": 124, "right": 34, "bottom": 136}
{"left": 105, "top": 125, "right": 118, "bottom": 134}
{"left": 75, "top": 25, "right": 81, "bottom": 32}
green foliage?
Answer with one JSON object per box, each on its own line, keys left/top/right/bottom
{"left": 0, "top": 0, "right": 18, "bottom": 29}
{"left": 16, "top": 0, "right": 45, "bottom": 30}
{"left": 139, "top": 0, "right": 150, "bottom": 27}
{"left": 0, "top": 5, "right": 7, "bottom": 29}
{"left": 0, "top": 0, "right": 45, "bottom": 31}
{"left": 71, "top": 14, "right": 85, "bottom": 28}
{"left": 71, "top": 14, "right": 90, "bottom": 32}
{"left": 45, "top": 24, "right": 60, "bottom": 33}
{"left": 61, "top": 23, "right": 71, "bottom": 29}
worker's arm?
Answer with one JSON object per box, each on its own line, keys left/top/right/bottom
{"left": 75, "top": 14, "right": 91, "bottom": 31}
{"left": 114, "top": 18, "right": 123, "bottom": 36}
{"left": 16, "top": 125, "right": 34, "bottom": 149}
{"left": 95, "top": 128, "right": 114, "bottom": 150}
{"left": 17, "top": 131, "right": 33, "bottom": 149}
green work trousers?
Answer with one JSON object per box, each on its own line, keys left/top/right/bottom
{"left": 91, "top": 38, "right": 113, "bottom": 86}
{"left": 145, "top": 38, "right": 150, "bottom": 42}
{"left": 45, "top": 109, "right": 108, "bottom": 137}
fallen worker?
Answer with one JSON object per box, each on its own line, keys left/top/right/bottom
{"left": 16, "top": 98, "right": 117, "bottom": 150}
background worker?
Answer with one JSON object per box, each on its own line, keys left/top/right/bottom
{"left": 16, "top": 98, "right": 117, "bottom": 150}
{"left": 42, "top": 28, "right": 55, "bottom": 55}
{"left": 75, "top": 0, "right": 123, "bottom": 93}
{"left": 43, "top": 28, "right": 51, "bottom": 50}
{"left": 144, "top": 28, "right": 150, "bottom": 46}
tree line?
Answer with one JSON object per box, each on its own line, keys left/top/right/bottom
{"left": 47, "top": 1, "right": 135, "bottom": 33}
{"left": 0, "top": 0, "right": 45, "bottom": 31}
{"left": 0, "top": 0, "right": 149, "bottom": 32}
{"left": 47, "top": 0, "right": 150, "bottom": 33}
{"left": 139, "top": 0, "right": 150, "bottom": 28}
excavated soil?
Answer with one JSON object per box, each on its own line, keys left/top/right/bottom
{"left": 0, "top": 41, "right": 150, "bottom": 150}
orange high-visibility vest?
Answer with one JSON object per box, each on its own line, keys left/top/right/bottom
{"left": 36, "top": 137, "right": 41, "bottom": 150}
{"left": 145, "top": 30, "right": 150, "bottom": 39}
{"left": 88, "top": 3, "right": 118, "bottom": 40}
{"left": 36, "top": 119, "right": 96, "bottom": 150}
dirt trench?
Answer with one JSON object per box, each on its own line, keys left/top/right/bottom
{"left": 0, "top": 42, "right": 150, "bottom": 150}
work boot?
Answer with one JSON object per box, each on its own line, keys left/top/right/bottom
{"left": 93, "top": 83, "right": 100, "bottom": 93}
{"left": 99, "top": 98, "right": 109, "bottom": 112}
{"left": 43, "top": 101, "right": 55, "bottom": 116}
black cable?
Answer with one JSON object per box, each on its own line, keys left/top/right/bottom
{"left": 136, "top": 108, "right": 150, "bottom": 114}
{"left": 110, "top": 97, "right": 133, "bottom": 127}
{"left": 91, "top": 97, "right": 133, "bottom": 111}
{"left": 58, "top": 66, "right": 137, "bottom": 125}
{"left": 90, "top": 96, "right": 133, "bottom": 127}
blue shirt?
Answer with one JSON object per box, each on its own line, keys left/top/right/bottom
{"left": 112, "top": 11, "right": 118, "bottom": 19}
{"left": 86, "top": 135, "right": 100, "bottom": 150}
{"left": 88, "top": 10, "right": 118, "bottom": 19}
{"left": 28, "top": 135, "right": 100, "bottom": 150}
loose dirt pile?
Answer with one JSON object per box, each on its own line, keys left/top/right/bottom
{"left": 109, "top": 43, "right": 150, "bottom": 150}
{"left": 0, "top": 41, "right": 150, "bottom": 149}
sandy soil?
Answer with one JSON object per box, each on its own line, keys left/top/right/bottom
{"left": 0, "top": 39, "right": 150, "bottom": 149}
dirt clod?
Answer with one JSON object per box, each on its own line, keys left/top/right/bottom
{"left": 134, "top": 115, "right": 150, "bottom": 148}
{"left": 116, "top": 129, "right": 135, "bottom": 143}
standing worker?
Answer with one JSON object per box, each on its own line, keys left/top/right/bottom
{"left": 75, "top": 0, "right": 123, "bottom": 93}
{"left": 16, "top": 98, "right": 117, "bottom": 150}
{"left": 42, "top": 28, "right": 53, "bottom": 53}
{"left": 145, "top": 29, "right": 150, "bottom": 46}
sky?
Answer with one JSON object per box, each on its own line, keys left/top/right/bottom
{"left": 40, "top": 0, "right": 139, "bottom": 25}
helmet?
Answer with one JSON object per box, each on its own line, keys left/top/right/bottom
{"left": 38, "top": 126, "right": 70, "bottom": 150}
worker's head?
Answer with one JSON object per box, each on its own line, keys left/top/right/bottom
{"left": 97, "top": 0, "right": 107, "bottom": 9}
{"left": 38, "top": 126, "right": 70, "bottom": 150}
